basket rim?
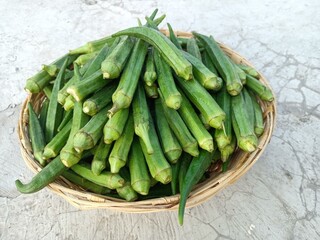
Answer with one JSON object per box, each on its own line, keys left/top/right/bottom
{"left": 17, "top": 30, "right": 277, "bottom": 212}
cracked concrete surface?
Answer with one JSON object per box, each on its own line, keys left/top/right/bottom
{"left": 0, "top": 0, "right": 319, "bottom": 239}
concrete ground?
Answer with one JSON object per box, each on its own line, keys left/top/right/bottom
{"left": 0, "top": 0, "right": 319, "bottom": 239}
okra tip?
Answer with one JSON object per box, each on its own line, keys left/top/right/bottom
{"left": 42, "top": 148, "right": 56, "bottom": 160}
{"left": 255, "top": 127, "right": 264, "bottom": 137}
{"left": 132, "top": 180, "right": 151, "bottom": 195}
{"left": 73, "top": 131, "right": 95, "bottom": 153}
{"left": 25, "top": 80, "right": 40, "bottom": 93}
{"left": 261, "top": 90, "right": 274, "bottom": 102}
{"left": 15, "top": 180, "right": 31, "bottom": 194}
{"left": 208, "top": 114, "right": 226, "bottom": 129}
{"left": 238, "top": 136, "right": 258, "bottom": 152}
{"left": 200, "top": 139, "right": 214, "bottom": 153}
{"left": 91, "top": 161, "right": 105, "bottom": 176}
{"left": 101, "top": 62, "right": 121, "bottom": 79}
{"left": 226, "top": 82, "right": 243, "bottom": 96}
{"left": 109, "top": 156, "right": 126, "bottom": 173}
{"left": 61, "top": 151, "right": 81, "bottom": 167}
{"left": 154, "top": 167, "right": 172, "bottom": 184}
{"left": 166, "top": 94, "right": 182, "bottom": 110}
{"left": 166, "top": 149, "right": 182, "bottom": 164}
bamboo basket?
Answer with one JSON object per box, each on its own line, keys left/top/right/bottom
{"left": 18, "top": 30, "right": 276, "bottom": 212}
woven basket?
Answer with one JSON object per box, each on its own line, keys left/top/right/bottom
{"left": 18, "top": 30, "right": 276, "bottom": 212}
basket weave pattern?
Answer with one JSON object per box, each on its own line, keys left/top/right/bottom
{"left": 18, "top": 31, "right": 276, "bottom": 212}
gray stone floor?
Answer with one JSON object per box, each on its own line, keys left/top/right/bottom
{"left": 1, "top": 0, "right": 319, "bottom": 239}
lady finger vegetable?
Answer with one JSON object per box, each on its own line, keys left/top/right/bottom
{"left": 220, "top": 136, "right": 236, "bottom": 162}
{"left": 15, "top": 156, "right": 67, "bottom": 193}
{"left": 112, "top": 26, "right": 193, "bottom": 80}
{"left": 159, "top": 90, "right": 199, "bottom": 157}
{"left": 91, "top": 138, "right": 113, "bottom": 175}
{"left": 187, "top": 38, "right": 201, "bottom": 60}
{"left": 178, "top": 154, "right": 192, "bottom": 193}
{"left": 144, "top": 82, "right": 158, "bottom": 98}
{"left": 154, "top": 99, "right": 182, "bottom": 163}
{"left": 129, "top": 138, "right": 151, "bottom": 195}
{"left": 245, "top": 74, "right": 274, "bottom": 102}
{"left": 74, "top": 52, "right": 98, "bottom": 66}
{"left": 38, "top": 99, "right": 49, "bottom": 133}
{"left": 28, "top": 103, "right": 46, "bottom": 165}
{"left": 238, "top": 64, "right": 260, "bottom": 78}
{"left": 103, "top": 108, "right": 129, "bottom": 144}
{"left": 69, "top": 36, "right": 115, "bottom": 55}
{"left": 249, "top": 90, "right": 264, "bottom": 136}
{"left": 132, "top": 83, "right": 154, "bottom": 154}
{"left": 57, "top": 109, "right": 73, "bottom": 132}
{"left": 108, "top": 115, "right": 135, "bottom": 173}
{"left": 143, "top": 48, "right": 157, "bottom": 86}
{"left": 154, "top": 49, "right": 182, "bottom": 110}
{"left": 117, "top": 168, "right": 138, "bottom": 201}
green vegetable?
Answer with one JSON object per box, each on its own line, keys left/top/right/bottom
{"left": 15, "top": 156, "right": 67, "bottom": 193}
{"left": 249, "top": 90, "right": 264, "bottom": 136}
{"left": 69, "top": 36, "right": 115, "bottom": 55}
{"left": 187, "top": 38, "right": 202, "bottom": 60}
{"left": 112, "top": 26, "right": 193, "bottom": 80}
{"left": 101, "top": 36, "right": 135, "bottom": 79}
{"left": 42, "top": 64, "right": 59, "bottom": 77}
{"left": 63, "top": 95, "right": 75, "bottom": 111}
{"left": 178, "top": 154, "right": 192, "bottom": 193}
{"left": 25, "top": 54, "right": 76, "bottom": 93}
{"left": 74, "top": 52, "right": 98, "bottom": 66}
{"left": 132, "top": 83, "right": 154, "bottom": 154}
{"left": 154, "top": 49, "right": 182, "bottom": 110}
{"left": 182, "top": 51, "right": 221, "bottom": 90}
{"left": 220, "top": 135, "right": 236, "bottom": 162}
{"left": 159, "top": 90, "right": 199, "bottom": 157}
{"left": 62, "top": 170, "right": 111, "bottom": 194}
{"left": 139, "top": 109, "right": 172, "bottom": 184}
{"left": 154, "top": 99, "right": 182, "bottom": 163}
{"left": 108, "top": 39, "right": 149, "bottom": 117}
{"left": 214, "top": 85, "right": 232, "bottom": 149}
{"left": 129, "top": 138, "right": 151, "bottom": 195}
{"left": 103, "top": 108, "right": 129, "bottom": 144}
{"left": 73, "top": 106, "right": 111, "bottom": 153}
{"left": 108, "top": 115, "right": 135, "bottom": 173}
{"left": 42, "top": 119, "right": 72, "bottom": 160}
{"left": 167, "top": 23, "right": 182, "bottom": 50}
{"left": 201, "top": 50, "right": 220, "bottom": 79}
{"left": 83, "top": 83, "right": 117, "bottom": 116}
{"left": 71, "top": 162, "right": 124, "bottom": 189}
{"left": 117, "top": 168, "right": 138, "bottom": 201}
{"left": 28, "top": 103, "right": 46, "bottom": 166}
{"left": 231, "top": 92, "right": 258, "bottom": 152}
{"left": 143, "top": 48, "right": 157, "bottom": 86}
{"left": 194, "top": 32, "right": 242, "bottom": 96}
{"left": 57, "top": 109, "right": 73, "bottom": 132}
{"left": 238, "top": 64, "right": 260, "bottom": 78}
{"left": 175, "top": 75, "right": 225, "bottom": 129}
{"left": 91, "top": 138, "right": 113, "bottom": 176}
{"left": 171, "top": 161, "right": 181, "bottom": 195}
{"left": 39, "top": 99, "right": 49, "bottom": 132}
{"left": 178, "top": 149, "right": 214, "bottom": 225}
{"left": 245, "top": 74, "right": 274, "bottom": 102}
{"left": 178, "top": 91, "right": 214, "bottom": 152}
{"left": 144, "top": 82, "right": 158, "bottom": 98}
{"left": 43, "top": 85, "right": 52, "bottom": 100}
{"left": 45, "top": 57, "right": 69, "bottom": 142}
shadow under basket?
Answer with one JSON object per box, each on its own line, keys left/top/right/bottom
{"left": 18, "top": 30, "right": 277, "bottom": 213}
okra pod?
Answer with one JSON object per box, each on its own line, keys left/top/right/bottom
{"left": 167, "top": 23, "right": 182, "bottom": 50}
{"left": 143, "top": 48, "right": 157, "bottom": 86}
{"left": 42, "top": 119, "right": 72, "bottom": 160}
{"left": 144, "top": 82, "right": 159, "bottom": 98}
{"left": 139, "top": 112, "right": 172, "bottom": 184}
{"left": 103, "top": 108, "right": 129, "bottom": 144}
{"left": 238, "top": 64, "right": 260, "bottom": 78}
{"left": 108, "top": 39, "right": 149, "bottom": 117}
{"left": 194, "top": 33, "right": 242, "bottom": 96}
{"left": 117, "top": 168, "right": 138, "bottom": 201}
{"left": 74, "top": 52, "right": 98, "bottom": 66}
{"left": 39, "top": 99, "right": 49, "bottom": 131}
{"left": 112, "top": 26, "right": 193, "bottom": 80}
{"left": 43, "top": 85, "right": 52, "bottom": 100}
{"left": 246, "top": 74, "right": 274, "bottom": 102}
{"left": 154, "top": 99, "right": 182, "bottom": 163}
{"left": 178, "top": 154, "right": 192, "bottom": 193}
{"left": 57, "top": 109, "right": 73, "bottom": 132}
{"left": 45, "top": 57, "right": 69, "bottom": 142}
{"left": 83, "top": 83, "right": 117, "bottom": 116}
{"left": 175, "top": 75, "right": 225, "bottom": 129}
{"left": 108, "top": 115, "right": 135, "bottom": 173}
{"left": 231, "top": 92, "right": 258, "bottom": 152}
{"left": 132, "top": 83, "right": 154, "bottom": 154}
{"left": 154, "top": 49, "right": 182, "bottom": 110}
{"left": 28, "top": 103, "right": 46, "bottom": 166}
{"left": 249, "top": 90, "right": 264, "bottom": 136}
{"left": 171, "top": 161, "right": 181, "bottom": 195}
{"left": 69, "top": 36, "right": 115, "bottom": 55}
{"left": 91, "top": 138, "right": 113, "bottom": 176}
{"left": 187, "top": 38, "right": 202, "bottom": 60}
{"left": 178, "top": 91, "right": 214, "bottom": 152}
{"left": 220, "top": 136, "right": 236, "bottom": 162}
{"left": 63, "top": 95, "right": 75, "bottom": 111}
{"left": 101, "top": 37, "right": 135, "bottom": 79}
{"left": 129, "top": 138, "right": 151, "bottom": 195}
{"left": 71, "top": 162, "right": 125, "bottom": 189}
{"left": 73, "top": 106, "right": 111, "bottom": 153}
{"left": 159, "top": 90, "right": 199, "bottom": 157}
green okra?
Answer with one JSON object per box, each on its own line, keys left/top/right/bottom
{"left": 83, "top": 83, "right": 117, "bottom": 116}
{"left": 117, "top": 168, "right": 138, "bottom": 201}
{"left": 238, "top": 64, "right": 260, "bottom": 79}
{"left": 178, "top": 91, "right": 214, "bottom": 152}
{"left": 45, "top": 57, "right": 69, "bottom": 143}
{"left": 112, "top": 26, "right": 193, "bottom": 81}
{"left": 73, "top": 105, "right": 111, "bottom": 153}
{"left": 39, "top": 99, "right": 49, "bottom": 131}
{"left": 132, "top": 83, "right": 154, "bottom": 154}
{"left": 220, "top": 135, "right": 236, "bottom": 162}
{"left": 74, "top": 52, "right": 98, "bottom": 66}
{"left": 249, "top": 90, "right": 264, "bottom": 136}
{"left": 154, "top": 99, "right": 182, "bottom": 163}
{"left": 245, "top": 74, "right": 274, "bottom": 102}
{"left": 69, "top": 36, "right": 115, "bottom": 55}
{"left": 91, "top": 138, "right": 113, "bottom": 176}
{"left": 108, "top": 115, "right": 135, "bottom": 173}
{"left": 194, "top": 32, "right": 242, "bottom": 96}
{"left": 154, "top": 49, "right": 182, "bottom": 110}
{"left": 103, "top": 108, "right": 129, "bottom": 144}
{"left": 43, "top": 85, "right": 52, "bottom": 100}
{"left": 167, "top": 23, "right": 182, "bottom": 50}
{"left": 71, "top": 162, "right": 124, "bottom": 189}
{"left": 143, "top": 48, "right": 157, "bottom": 86}
{"left": 158, "top": 90, "right": 199, "bottom": 157}
{"left": 187, "top": 38, "right": 202, "bottom": 60}
{"left": 178, "top": 154, "right": 192, "bottom": 193}
{"left": 42, "top": 119, "right": 72, "bottom": 160}
{"left": 144, "top": 82, "right": 159, "bottom": 98}
{"left": 28, "top": 103, "right": 46, "bottom": 166}
{"left": 108, "top": 39, "right": 149, "bottom": 117}
{"left": 129, "top": 138, "right": 151, "bottom": 195}
{"left": 175, "top": 75, "right": 225, "bottom": 129}
{"left": 57, "top": 109, "right": 73, "bottom": 132}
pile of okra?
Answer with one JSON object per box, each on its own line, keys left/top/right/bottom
{"left": 16, "top": 10, "right": 273, "bottom": 225}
